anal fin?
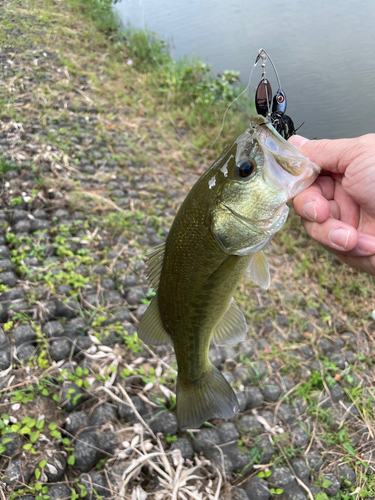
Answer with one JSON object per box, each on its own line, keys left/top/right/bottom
{"left": 212, "top": 299, "right": 247, "bottom": 346}
{"left": 137, "top": 294, "right": 171, "bottom": 346}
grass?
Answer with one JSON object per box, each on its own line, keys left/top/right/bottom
{"left": 61, "top": 0, "right": 254, "bottom": 150}
{"left": 65, "top": 0, "right": 121, "bottom": 36}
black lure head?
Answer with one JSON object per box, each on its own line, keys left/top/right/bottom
{"left": 272, "top": 88, "right": 287, "bottom": 114}
{"left": 271, "top": 88, "right": 295, "bottom": 139}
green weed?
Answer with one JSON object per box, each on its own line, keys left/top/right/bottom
{"left": 123, "top": 25, "right": 171, "bottom": 69}
{"left": 67, "top": 0, "right": 120, "bottom": 36}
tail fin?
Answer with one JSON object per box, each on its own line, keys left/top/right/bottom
{"left": 176, "top": 365, "right": 239, "bottom": 430}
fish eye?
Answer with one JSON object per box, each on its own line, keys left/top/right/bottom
{"left": 237, "top": 158, "right": 256, "bottom": 179}
{"left": 277, "top": 94, "right": 284, "bottom": 103}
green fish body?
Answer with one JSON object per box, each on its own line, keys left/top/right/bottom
{"left": 139, "top": 116, "right": 320, "bottom": 430}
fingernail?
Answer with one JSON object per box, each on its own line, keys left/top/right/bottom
{"left": 288, "top": 135, "right": 309, "bottom": 148}
{"left": 303, "top": 201, "right": 317, "bottom": 221}
{"left": 329, "top": 228, "right": 351, "bottom": 250}
{"left": 357, "top": 235, "right": 375, "bottom": 254}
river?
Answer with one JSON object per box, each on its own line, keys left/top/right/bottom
{"left": 114, "top": 0, "right": 375, "bottom": 139}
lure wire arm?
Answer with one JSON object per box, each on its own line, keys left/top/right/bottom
{"left": 255, "top": 48, "right": 282, "bottom": 89}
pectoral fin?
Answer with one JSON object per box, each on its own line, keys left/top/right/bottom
{"left": 246, "top": 251, "right": 271, "bottom": 289}
{"left": 137, "top": 294, "right": 171, "bottom": 346}
{"left": 212, "top": 299, "right": 247, "bottom": 345}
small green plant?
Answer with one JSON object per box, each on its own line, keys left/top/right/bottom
{"left": 257, "top": 470, "right": 271, "bottom": 478}
{"left": 9, "top": 484, "right": 50, "bottom": 500}
{"left": 166, "top": 434, "right": 178, "bottom": 443}
{"left": 323, "top": 428, "right": 356, "bottom": 457}
{"left": 0, "top": 154, "right": 15, "bottom": 174}
{"left": 11, "top": 196, "right": 23, "bottom": 206}
{"left": 141, "top": 288, "right": 156, "bottom": 305}
{"left": 315, "top": 476, "right": 333, "bottom": 489}
{"left": 269, "top": 488, "right": 284, "bottom": 495}
{"left": 124, "top": 331, "right": 142, "bottom": 353}
{"left": 314, "top": 494, "right": 329, "bottom": 500}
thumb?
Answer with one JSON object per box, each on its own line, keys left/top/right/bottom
{"left": 289, "top": 135, "right": 359, "bottom": 174}
{"left": 288, "top": 135, "right": 310, "bottom": 148}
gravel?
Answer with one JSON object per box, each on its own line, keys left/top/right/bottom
{"left": 87, "top": 403, "right": 117, "bottom": 426}
{"left": 80, "top": 471, "right": 110, "bottom": 498}
{"left": 318, "top": 338, "right": 337, "bottom": 356}
{"left": 320, "top": 474, "right": 341, "bottom": 496}
{"left": 269, "top": 466, "right": 296, "bottom": 488}
{"left": 44, "top": 454, "right": 66, "bottom": 482}
{"left": 257, "top": 438, "right": 275, "bottom": 464}
{"left": 74, "top": 430, "right": 103, "bottom": 472}
{"left": 170, "top": 438, "right": 194, "bottom": 460}
{"left": 125, "top": 287, "right": 146, "bottom": 305}
{"left": 219, "top": 422, "right": 240, "bottom": 442}
{"left": 262, "top": 384, "right": 281, "bottom": 402}
{"left": 64, "top": 411, "right": 89, "bottom": 436}
{"left": 209, "top": 346, "right": 224, "bottom": 367}
{"left": 240, "top": 340, "right": 255, "bottom": 358}
{"left": 277, "top": 404, "right": 296, "bottom": 424}
{"left": 291, "top": 457, "right": 310, "bottom": 484}
{"left": 2, "top": 457, "right": 34, "bottom": 488}
{"left": 244, "top": 477, "right": 270, "bottom": 500}
{"left": 1, "top": 432, "right": 25, "bottom": 458}
{"left": 61, "top": 382, "right": 87, "bottom": 412}
{"left": 47, "top": 484, "right": 72, "bottom": 500}
{"left": 49, "top": 339, "right": 71, "bottom": 360}
{"left": 291, "top": 424, "right": 309, "bottom": 447}
{"left": 11, "top": 324, "right": 36, "bottom": 346}
{"left": 149, "top": 411, "right": 179, "bottom": 435}
{"left": 0, "top": 271, "right": 17, "bottom": 286}
{"left": 232, "top": 487, "right": 249, "bottom": 500}
{"left": 118, "top": 395, "right": 148, "bottom": 421}
{"left": 305, "top": 450, "right": 323, "bottom": 471}
{"left": 238, "top": 415, "right": 262, "bottom": 436}
{"left": 244, "top": 386, "right": 264, "bottom": 409}
{"left": 193, "top": 428, "right": 222, "bottom": 453}
{"left": 329, "top": 383, "right": 345, "bottom": 402}
{"left": 43, "top": 320, "right": 64, "bottom": 338}
{"left": 338, "top": 464, "right": 356, "bottom": 485}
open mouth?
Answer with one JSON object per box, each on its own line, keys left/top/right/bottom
{"left": 258, "top": 128, "right": 321, "bottom": 199}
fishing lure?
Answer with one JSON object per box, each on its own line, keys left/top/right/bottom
{"left": 255, "top": 49, "right": 297, "bottom": 140}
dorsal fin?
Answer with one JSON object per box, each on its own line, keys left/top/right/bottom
{"left": 212, "top": 299, "right": 247, "bottom": 346}
{"left": 246, "top": 251, "right": 271, "bottom": 290}
{"left": 145, "top": 243, "right": 165, "bottom": 292}
{"left": 137, "top": 293, "right": 171, "bottom": 346}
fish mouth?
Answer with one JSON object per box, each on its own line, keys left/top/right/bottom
{"left": 222, "top": 202, "right": 289, "bottom": 236}
{"left": 256, "top": 119, "right": 321, "bottom": 199}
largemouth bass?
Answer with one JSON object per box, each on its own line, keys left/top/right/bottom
{"left": 139, "top": 115, "right": 320, "bottom": 430}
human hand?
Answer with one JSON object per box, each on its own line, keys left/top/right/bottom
{"left": 289, "top": 134, "right": 375, "bottom": 276}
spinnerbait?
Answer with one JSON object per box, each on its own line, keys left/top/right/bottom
{"left": 254, "top": 49, "right": 298, "bottom": 140}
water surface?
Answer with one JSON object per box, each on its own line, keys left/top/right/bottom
{"left": 115, "top": 0, "right": 375, "bottom": 139}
